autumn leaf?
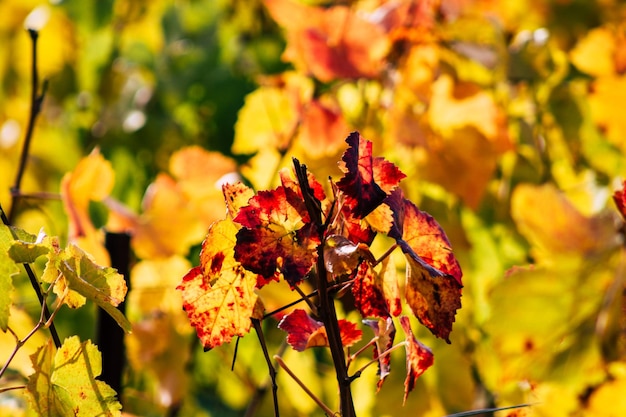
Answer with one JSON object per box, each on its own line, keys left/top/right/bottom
{"left": 169, "top": 145, "right": 240, "bottom": 227}
{"left": 26, "top": 336, "right": 122, "bottom": 417}
{"left": 387, "top": 189, "right": 462, "bottom": 341}
{"left": 233, "top": 185, "right": 320, "bottom": 285}
{"left": 0, "top": 224, "right": 19, "bottom": 331}
{"left": 613, "top": 181, "right": 626, "bottom": 221}
{"left": 61, "top": 148, "right": 114, "bottom": 265}
{"left": 387, "top": 189, "right": 462, "bottom": 284}
{"left": 8, "top": 234, "right": 130, "bottom": 333}
{"left": 404, "top": 254, "right": 462, "bottom": 342}
{"left": 263, "top": 0, "right": 389, "bottom": 82}
{"left": 176, "top": 218, "right": 259, "bottom": 350}
{"left": 363, "top": 317, "right": 396, "bottom": 391}
{"left": 512, "top": 183, "right": 619, "bottom": 264}
{"left": 223, "top": 182, "right": 255, "bottom": 219}
{"left": 278, "top": 308, "right": 362, "bottom": 351}
{"left": 399, "top": 316, "right": 434, "bottom": 404}
{"left": 298, "top": 98, "right": 350, "bottom": 159}
{"left": 336, "top": 132, "right": 406, "bottom": 218}
{"left": 352, "top": 262, "right": 390, "bottom": 319}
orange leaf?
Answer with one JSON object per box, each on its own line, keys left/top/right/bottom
{"left": 176, "top": 219, "right": 259, "bottom": 350}
{"left": 264, "top": 0, "right": 389, "bottom": 82}
{"left": 61, "top": 148, "right": 114, "bottom": 265}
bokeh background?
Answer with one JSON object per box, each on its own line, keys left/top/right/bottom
{"left": 1, "top": 0, "right": 626, "bottom": 416}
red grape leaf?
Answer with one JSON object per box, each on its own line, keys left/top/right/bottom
{"left": 176, "top": 219, "right": 259, "bottom": 350}
{"left": 614, "top": 181, "right": 626, "bottom": 221}
{"left": 337, "top": 132, "right": 406, "bottom": 218}
{"left": 352, "top": 262, "right": 390, "bottom": 318}
{"left": 387, "top": 189, "right": 463, "bottom": 285}
{"left": 404, "top": 254, "right": 462, "bottom": 343}
{"left": 223, "top": 182, "right": 255, "bottom": 219}
{"left": 278, "top": 309, "right": 362, "bottom": 351}
{"left": 387, "top": 189, "right": 462, "bottom": 341}
{"left": 233, "top": 186, "right": 320, "bottom": 285}
{"left": 279, "top": 167, "right": 327, "bottom": 206}
{"left": 363, "top": 317, "right": 396, "bottom": 391}
{"left": 399, "top": 316, "right": 434, "bottom": 404}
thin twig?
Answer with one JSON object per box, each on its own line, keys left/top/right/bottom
{"left": 10, "top": 29, "right": 48, "bottom": 223}
{"left": 251, "top": 319, "right": 279, "bottom": 417}
{"left": 349, "top": 342, "right": 407, "bottom": 382}
{"left": 274, "top": 355, "right": 335, "bottom": 417}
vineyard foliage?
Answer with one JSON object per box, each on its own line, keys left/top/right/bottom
{"left": 1, "top": 0, "right": 626, "bottom": 416}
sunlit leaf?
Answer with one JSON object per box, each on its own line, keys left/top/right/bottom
{"left": 264, "top": 0, "right": 389, "bottom": 82}
{"left": 125, "top": 174, "right": 207, "bottom": 259}
{"left": 0, "top": 225, "right": 20, "bottom": 331}
{"left": 570, "top": 27, "right": 616, "bottom": 77}
{"left": 278, "top": 308, "right": 362, "bottom": 351}
{"left": 399, "top": 316, "right": 434, "bottom": 404}
{"left": 176, "top": 219, "right": 259, "bottom": 350}
{"left": 56, "top": 244, "right": 130, "bottom": 332}
{"left": 61, "top": 148, "right": 114, "bottom": 265}
{"left": 26, "top": 336, "right": 122, "bottom": 417}
{"left": 352, "top": 262, "right": 389, "bottom": 319}
{"left": 336, "top": 132, "right": 406, "bottom": 218}
{"left": 363, "top": 317, "right": 396, "bottom": 391}
{"left": 387, "top": 189, "right": 462, "bottom": 341}
{"left": 511, "top": 183, "right": 619, "bottom": 264}
{"left": 233, "top": 185, "right": 320, "bottom": 285}
{"left": 223, "top": 182, "right": 255, "bottom": 219}
{"left": 169, "top": 145, "right": 240, "bottom": 226}
{"left": 387, "top": 189, "right": 463, "bottom": 284}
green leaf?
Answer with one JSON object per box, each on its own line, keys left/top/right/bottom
{"left": 0, "top": 225, "right": 19, "bottom": 332}
{"left": 57, "top": 245, "right": 131, "bottom": 333}
{"left": 8, "top": 231, "right": 52, "bottom": 264}
{"left": 26, "top": 336, "right": 122, "bottom": 417}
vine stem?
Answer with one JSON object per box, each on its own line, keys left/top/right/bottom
{"left": 293, "top": 158, "right": 356, "bottom": 417}
{"left": 10, "top": 29, "right": 47, "bottom": 223}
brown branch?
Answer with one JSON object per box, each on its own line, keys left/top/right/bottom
{"left": 292, "top": 158, "right": 356, "bottom": 417}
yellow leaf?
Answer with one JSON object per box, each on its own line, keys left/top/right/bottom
{"left": 232, "top": 73, "right": 313, "bottom": 155}
{"left": 511, "top": 183, "right": 618, "bottom": 264}
{"left": 589, "top": 75, "right": 626, "bottom": 153}
{"left": 570, "top": 28, "right": 616, "bottom": 77}
{"left": 428, "top": 74, "right": 502, "bottom": 140}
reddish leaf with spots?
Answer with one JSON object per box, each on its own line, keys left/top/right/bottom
{"left": 177, "top": 219, "right": 260, "bottom": 350}
{"left": 352, "top": 262, "right": 390, "bottom": 318}
{"left": 399, "top": 316, "right": 434, "bottom": 404}
{"left": 336, "top": 132, "right": 406, "bottom": 218}
{"left": 233, "top": 185, "right": 320, "bottom": 285}
{"left": 278, "top": 309, "right": 362, "bottom": 351}
{"left": 387, "top": 189, "right": 463, "bottom": 342}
